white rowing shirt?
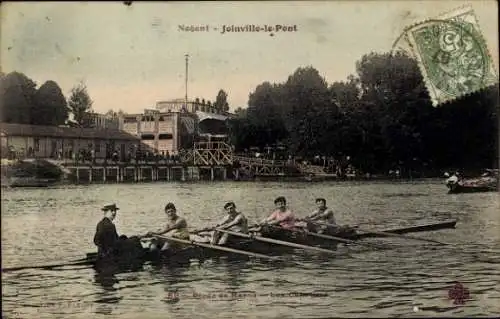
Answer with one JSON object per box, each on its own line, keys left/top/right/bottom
{"left": 309, "top": 208, "right": 336, "bottom": 225}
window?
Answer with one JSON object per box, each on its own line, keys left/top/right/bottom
{"left": 159, "top": 134, "right": 173, "bottom": 140}
{"left": 34, "top": 138, "right": 40, "bottom": 152}
{"left": 141, "top": 134, "right": 155, "bottom": 140}
{"left": 95, "top": 142, "right": 101, "bottom": 152}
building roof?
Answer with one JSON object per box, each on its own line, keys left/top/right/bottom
{"left": 196, "top": 111, "right": 228, "bottom": 122}
{"left": 0, "top": 123, "right": 139, "bottom": 140}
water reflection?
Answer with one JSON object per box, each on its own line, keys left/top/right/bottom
{"left": 94, "top": 272, "right": 119, "bottom": 291}
{"left": 2, "top": 181, "right": 499, "bottom": 317}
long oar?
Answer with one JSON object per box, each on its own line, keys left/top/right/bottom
{"left": 305, "top": 220, "right": 449, "bottom": 245}
{"left": 300, "top": 229, "right": 388, "bottom": 249}
{"left": 263, "top": 220, "right": 386, "bottom": 249}
{"left": 354, "top": 227, "right": 449, "bottom": 245}
{"left": 153, "top": 235, "right": 279, "bottom": 260}
{"left": 2, "top": 258, "right": 93, "bottom": 273}
{"left": 215, "top": 228, "right": 341, "bottom": 255}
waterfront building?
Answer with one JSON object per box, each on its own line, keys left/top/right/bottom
{"left": 0, "top": 122, "right": 140, "bottom": 160}
{"left": 121, "top": 99, "right": 234, "bottom": 155}
{"left": 82, "top": 112, "right": 121, "bottom": 130}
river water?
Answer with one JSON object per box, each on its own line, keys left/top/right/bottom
{"left": 1, "top": 180, "right": 499, "bottom": 318}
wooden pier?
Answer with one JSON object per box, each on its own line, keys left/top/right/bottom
{"left": 65, "top": 164, "right": 231, "bottom": 183}
{"left": 5, "top": 141, "right": 335, "bottom": 184}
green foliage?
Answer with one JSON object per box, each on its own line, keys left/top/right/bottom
{"left": 0, "top": 72, "right": 69, "bottom": 125}
{"left": 214, "top": 89, "right": 229, "bottom": 112}
{"left": 0, "top": 72, "right": 37, "bottom": 124}
{"left": 33, "top": 81, "right": 69, "bottom": 125}
{"left": 68, "top": 82, "right": 93, "bottom": 127}
{"left": 10, "top": 159, "right": 63, "bottom": 179}
{"left": 232, "top": 53, "right": 498, "bottom": 175}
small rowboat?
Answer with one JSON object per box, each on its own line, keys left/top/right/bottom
{"left": 447, "top": 183, "right": 497, "bottom": 194}
{"left": 446, "top": 170, "right": 498, "bottom": 194}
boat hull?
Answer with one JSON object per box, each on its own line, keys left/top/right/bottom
{"left": 87, "top": 237, "right": 285, "bottom": 271}
{"left": 447, "top": 183, "right": 497, "bottom": 194}
{"left": 85, "top": 219, "right": 458, "bottom": 271}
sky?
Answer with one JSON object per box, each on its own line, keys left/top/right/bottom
{"left": 1, "top": 1, "right": 498, "bottom": 114}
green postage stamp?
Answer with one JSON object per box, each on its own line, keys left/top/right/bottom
{"left": 404, "top": 5, "right": 498, "bottom": 106}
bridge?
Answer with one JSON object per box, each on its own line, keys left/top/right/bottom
{"left": 233, "top": 156, "right": 291, "bottom": 177}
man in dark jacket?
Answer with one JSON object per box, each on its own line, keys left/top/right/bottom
{"left": 94, "top": 204, "right": 121, "bottom": 258}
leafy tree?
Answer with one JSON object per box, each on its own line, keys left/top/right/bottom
{"left": 104, "top": 109, "right": 125, "bottom": 119}
{"left": 281, "top": 67, "right": 330, "bottom": 155}
{"left": 68, "top": 82, "right": 93, "bottom": 127}
{"left": 230, "top": 52, "right": 497, "bottom": 176}
{"left": 214, "top": 89, "right": 228, "bottom": 111}
{"left": 0, "top": 71, "right": 37, "bottom": 124}
{"left": 234, "top": 107, "right": 247, "bottom": 118}
{"left": 33, "top": 80, "right": 69, "bottom": 125}
{"left": 247, "top": 82, "right": 288, "bottom": 148}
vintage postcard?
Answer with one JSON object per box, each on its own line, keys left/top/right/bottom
{"left": 1, "top": 1, "right": 498, "bottom": 319}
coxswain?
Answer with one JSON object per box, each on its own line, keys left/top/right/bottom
{"left": 210, "top": 201, "right": 249, "bottom": 245}
{"left": 260, "top": 196, "right": 297, "bottom": 229}
{"left": 93, "top": 204, "right": 122, "bottom": 259}
{"left": 305, "top": 198, "right": 337, "bottom": 234}
{"left": 145, "top": 203, "right": 190, "bottom": 251}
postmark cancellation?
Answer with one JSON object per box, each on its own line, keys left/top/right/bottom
{"left": 403, "top": 6, "right": 498, "bottom": 106}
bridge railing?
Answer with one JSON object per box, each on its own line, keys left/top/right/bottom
{"left": 233, "top": 155, "right": 288, "bottom": 167}
{"left": 194, "top": 141, "right": 233, "bottom": 150}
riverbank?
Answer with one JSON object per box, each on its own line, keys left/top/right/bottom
{"left": 2, "top": 158, "right": 480, "bottom": 187}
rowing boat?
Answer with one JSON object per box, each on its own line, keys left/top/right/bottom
{"left": 259, "top": 219, "right": 457, "bottom": 246}
{"left": 86, "top": 236, "right": 282, "bottom": 272}
{"left": 81, "top": 219, "right": 457, "bottom": 272}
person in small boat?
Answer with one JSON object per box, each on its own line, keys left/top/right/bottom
{"left": 94, "top": 204, "right": 122, "bottom": 259}
{"left": 260, "top": 196, "right": 297, "bottom": 229}
{"left": 305, "top": 198, "right": 337, "bottom": 234}
{"left": 445, "top": 172, "right": 459, "bottom": 184}
{"left": 210, "top": 201, "right": 249, "bottom": 245}
{"left": 93, "top": 204, "right": 143, "bottom": 267}
{"left": 145, "top": 203, "right": 190, "bottom": 252}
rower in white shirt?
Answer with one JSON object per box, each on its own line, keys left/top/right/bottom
{"left": 305, "top": 198, "right": 337, "bottom": 234}
{"left": 210, "top": 202, "right": 249, "bottom": 245}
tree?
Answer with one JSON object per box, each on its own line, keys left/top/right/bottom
{"left": 105, "top": 109, "right": 125, "bottom": 118}
{"left": 281, "top": 66, "right": 331, "bottom": 155}
{"left": 234, "top": 107, "right": 247, "bottom": 118}
{"left": 214, "top": 89, "right": 228, "bottom": 111}
{"left": 0, "top": 71, "right": 37, "bottom": 124}
{"left": 105, "top": 109, "right": 117, "bottom": 118}
{"left": 68, "top": 82, "right": 93, "bottom": 127}
{"left": 353, "top": 52, "right": 433, "bottom": 173}
{"left": 247, "top": 82, "right": 288, "bottom": 148}
{"left": 33, "top": 80, "right": 69, "bottom": 125}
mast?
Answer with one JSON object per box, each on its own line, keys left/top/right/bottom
{"left": 184, "top": 53, "right": 189, "bottom": 111}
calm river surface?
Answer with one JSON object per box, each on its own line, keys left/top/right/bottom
{"left": 2, "top": 180, "right": 499, "bottom": 318}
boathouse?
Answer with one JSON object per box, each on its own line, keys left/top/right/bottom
{"left": 0, "top": 122, "right": 140, "bottom": 160}
{"left": 120, "top": 98, "right": 234, "bottom": 156}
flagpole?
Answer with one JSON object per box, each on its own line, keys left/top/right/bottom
{"left": 185, "top": 54, "right": 189, "bottom": 111}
